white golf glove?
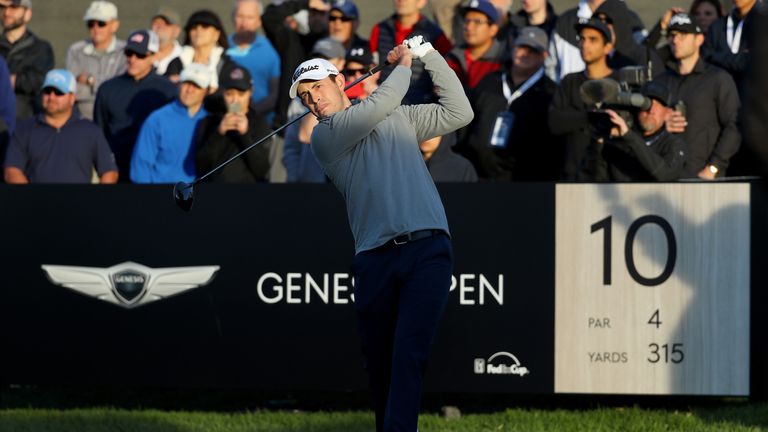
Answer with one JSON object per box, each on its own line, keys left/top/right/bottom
{"left": 403, "top": 35, "right": 435, "bottom": 59}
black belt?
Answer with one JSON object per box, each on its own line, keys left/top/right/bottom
{"left": 391, "top": 229, "right": 442, "bottom": 246}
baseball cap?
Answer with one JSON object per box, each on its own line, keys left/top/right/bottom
{"left": 125, "top": 29, "right": 160, "bottom": 55}
{"left": 289, "top": 58, "right": 340, "bottom": 99}
{"left": 220, "top": 64, "right": 253, "bottom": 91}
{"left": 330, "top": 0, "right": 359, "bottom": 20}
{"left": 462, "top": 0, "right": 499, "bottom": 24}
{"left": 575, "top": 17, "right": 613, "bottom": 43}
{"left": 311, "top": 37, "right": 346, "bottom": 60}
{"left": 514, "top": 26, "right": 549, "bottom": 52}
{"left": 346, "top": 45, "right": 373, "bottom": 66}
{"left": 640, "top": 81, "right": 671, "bottom": 107}
{"left": 185, "top": 10, "right": 224, "bottom": 32}
{"left": 0, "top": 0, "right": 32, "bottom": 7}
{"left": 152, "top": 6, "right": 181, "bottom": 26}
{"left": 42, "top": 69, "right": 76, "bottom": 94}
{"left": 179, "top": 63, "right": 212, "bottom": 88}
{"left": 83, "top": 1, "right": 117, "bottom": 22}
{"left": 668, "top": 13, "right": 703, "bottom": 34}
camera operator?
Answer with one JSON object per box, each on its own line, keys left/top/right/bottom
{"left": 593, "top": 81, "right": 686, "bottom": 181}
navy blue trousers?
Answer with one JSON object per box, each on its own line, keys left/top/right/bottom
{"left": 351, "top": 233, "right": 453, "bottom": 432}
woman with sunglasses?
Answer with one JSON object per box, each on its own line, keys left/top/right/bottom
{"left": 166, "top": 10, "right": 237, "bottom": 91}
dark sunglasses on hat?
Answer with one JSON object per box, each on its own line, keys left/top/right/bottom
{"left": 329, "top": 15, "right": 353, "bottom": 22}
{"left": 124, "top": 49, "right": 149, "bottom": 59}
{"left": 87, "top": 20, "right": 108, "bottom": 28}
{"left": 42, "top": 87, "right": 66, "bottom": 96}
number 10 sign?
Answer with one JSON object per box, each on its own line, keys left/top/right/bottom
{"left": 554, "top": 184, "right": 750, "bottom": 395}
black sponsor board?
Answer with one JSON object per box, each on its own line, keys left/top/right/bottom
{"left": 0, "top": 184, "right": 554, "bottom": 394}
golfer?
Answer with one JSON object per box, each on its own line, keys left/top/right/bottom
{"left": 291, "top": 36, "right": 473, "bottom": 432}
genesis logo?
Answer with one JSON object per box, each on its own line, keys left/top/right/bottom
{"left": 41, "top": 261, "right": 220, "bottom": 308}
{"left": 474, "top": 352, "right": 530, "bottom": 377}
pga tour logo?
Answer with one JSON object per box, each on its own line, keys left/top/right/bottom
{"left": 42, "top": 261, "right": 220, "bottom": 308}
{"left": 474, "top": 351, "right": 530, "bottom": 377}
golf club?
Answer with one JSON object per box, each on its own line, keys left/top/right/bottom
{"left": 173, "top": 61, "right": 390, "bottom": 211}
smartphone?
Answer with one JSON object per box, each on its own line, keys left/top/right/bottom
{"left": 674, "top": 100, "right": 686, "bottom": 117}
{"left": 227, "top": 102, "right": 241, "bottom": 114}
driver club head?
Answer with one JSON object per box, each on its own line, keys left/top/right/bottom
{"left": 173, "top": 181, "right": 195, "bottom": 212}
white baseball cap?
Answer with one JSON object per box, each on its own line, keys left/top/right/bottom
{"left": 83, "top": 1, "right": 118, "bottom": 22}
{"left": 179, "top": 63, "right": 212, "bottom": 89}
{"left": 289, "top": 58, "right": 340, "bottom": 99}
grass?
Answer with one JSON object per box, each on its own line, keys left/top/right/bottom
{"left": 1, "top": 403, "right": 767, "bottom": 432}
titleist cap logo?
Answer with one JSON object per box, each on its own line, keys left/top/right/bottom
{"left": 293, "top": 64, "right": 320, "bottom": 82}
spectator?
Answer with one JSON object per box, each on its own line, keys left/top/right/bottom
{"left": 657, "top": 13, "right": 740, "bottom": 179}
{"left": 596, "top": 81, "right": 686, "bottom": 181}
{"left": 513, "top": 0, "right": 558, "bottom": 37}
{"left": 94, "top": 29, "right": 178, "bottom": 182}
{"left": 263, "top": 0, "right": 329, "bottom": 129}
{"left": 3, "top": 69, "right": 118, "bottom": 184}
{"left": 429, "top": 0, "right": 463, "bottom": 42}
{"left": 369, "top": 0, "right": 452, "bottom": 105}
{"left": 420, "top": 133, "right": 478, "bottom": 182}
{"left": 344, "top": 45, "right": 378, "bottom": 101}
{"left": 0, "top": 56, "right": 15, "bottom": 137}
{"left": 66, "top": 1, "right": 125, "bottom": 121}
{"left": 703, "top": 0, "right": 760, "bottom": 97}
{"left": 227, "top": 0, "right": 281, "bottom": 119}
{"left": 454, "top": 0, "right": 514, "bottom": 48}
{"left": 150, "top": 7, "right": 183, "bottom": 76}
{"left": 196, "top": 64, "right": 272, "bottom": 183}
{"left": 130, "top": 63, "right": 210, "bottom": 184}
{"left": 283, "top": 37, "right": 347, "bottom": 183}
{"left": 549, "top": 0, "right": 644, "bottom": 82}
{"left": 594, "top": 0, "right": 664, "bottom": 77}
{"left": 166, "top": 10, "right": 236, "bottom": 90}
{"left": 328, "top": 0, "right": 368, "bottom": 51}
{"left": 0, "top": 0, "right": 53, "bottom": 120}
{"left": 447, "top": 0, "right": 503, "bottom": 90}
{"left": 692, "top": 0, "right": 725, "bottom": 33}
{"left": 549, "top": 18, "right": 618, "bottom": 180}
{"left": 461, "top": 26, "right": 559, "bottom": 180}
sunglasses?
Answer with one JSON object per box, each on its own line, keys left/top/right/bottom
{"left": 87, "top": 20, "right": 108, "bottom": 28}
{"left": 42, "top": 87, "right": 66, "bottom": 96}
{"left": 329, "top": 15, "right": 353, "bottom": 22}
{"left": 124, "top": 50, "right": 149, "bottom": 59}
{"left": 344, "top": 67, "right": 370, "bottom": 75}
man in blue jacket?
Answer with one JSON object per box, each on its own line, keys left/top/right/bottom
{"left": 130, "top": 63, "right": 209, "bottom": 183}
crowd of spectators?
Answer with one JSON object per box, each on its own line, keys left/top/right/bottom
{"left": 0, "top": 0, "right": 765, "bottom": 184}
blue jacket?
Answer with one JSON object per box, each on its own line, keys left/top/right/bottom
{"left": 130, "top": 100, "right": 207, "bottom": 183}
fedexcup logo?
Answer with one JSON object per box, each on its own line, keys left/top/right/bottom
{"left": 42, "top": 261, "right": 220, "bottom": 308}
{"left": 474, "top": 352, "right": 530, "bottom": 377}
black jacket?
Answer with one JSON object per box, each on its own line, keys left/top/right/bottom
{"left": 657, "top": 58, "right": 741, "bottom": 176}
{"left": 596, "top": 129, "right": 686, "bottom": 181}
{"left": 595, "top": 0, "right": 664, "bottom": 78}
{"left": 548, "top": 70, "right": 620, "bottom": 180}
{"left": 262, "top": 0, "right": 326, "bottom": 128}
{"left": 195, "top": 98, "right": 272, "bottom": 183}
{"left": 703, "top": 5, "right": 761, "bottom": 97}
{"left": 462, "top": 68, "right": 559, "bottom": 180}
{"left": 425, "top": 133, "right": 478, "bottom": 183}
{"left": 0, "top": 30, "right": 53, "bottom": 119}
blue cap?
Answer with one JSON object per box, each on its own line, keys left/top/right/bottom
{"left": 463, "top": 0, "right": 499, "bottom": 24}
{"left": 330, "top": 0, "right": 359, "bottom": 19}
{"left": 42, "top": 69, "right": 76, "bottom": 94}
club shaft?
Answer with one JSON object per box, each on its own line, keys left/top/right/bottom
{"left": 193, "top": 62, "right": 389, "bottom": 186}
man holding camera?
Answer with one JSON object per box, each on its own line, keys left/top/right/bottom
{"left": 595, "top": 81, "right": 686, "bottom": 181}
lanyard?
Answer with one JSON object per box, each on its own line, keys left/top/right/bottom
{"left": 726, "top": 13, "right": 744, "bottom": 54}
{"left": 501, "top": 68, "right": 545, "bottom": 107}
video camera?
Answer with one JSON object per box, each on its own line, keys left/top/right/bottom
{"left": 579, "top": 66, "right": 653, "bottom": 137}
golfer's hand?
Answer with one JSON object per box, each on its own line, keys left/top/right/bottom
{"left": 387, "top": 45, "right": 413, "bottom": 68}
{"left": 403, "top": 35, "right": 435, "bottom": 59}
